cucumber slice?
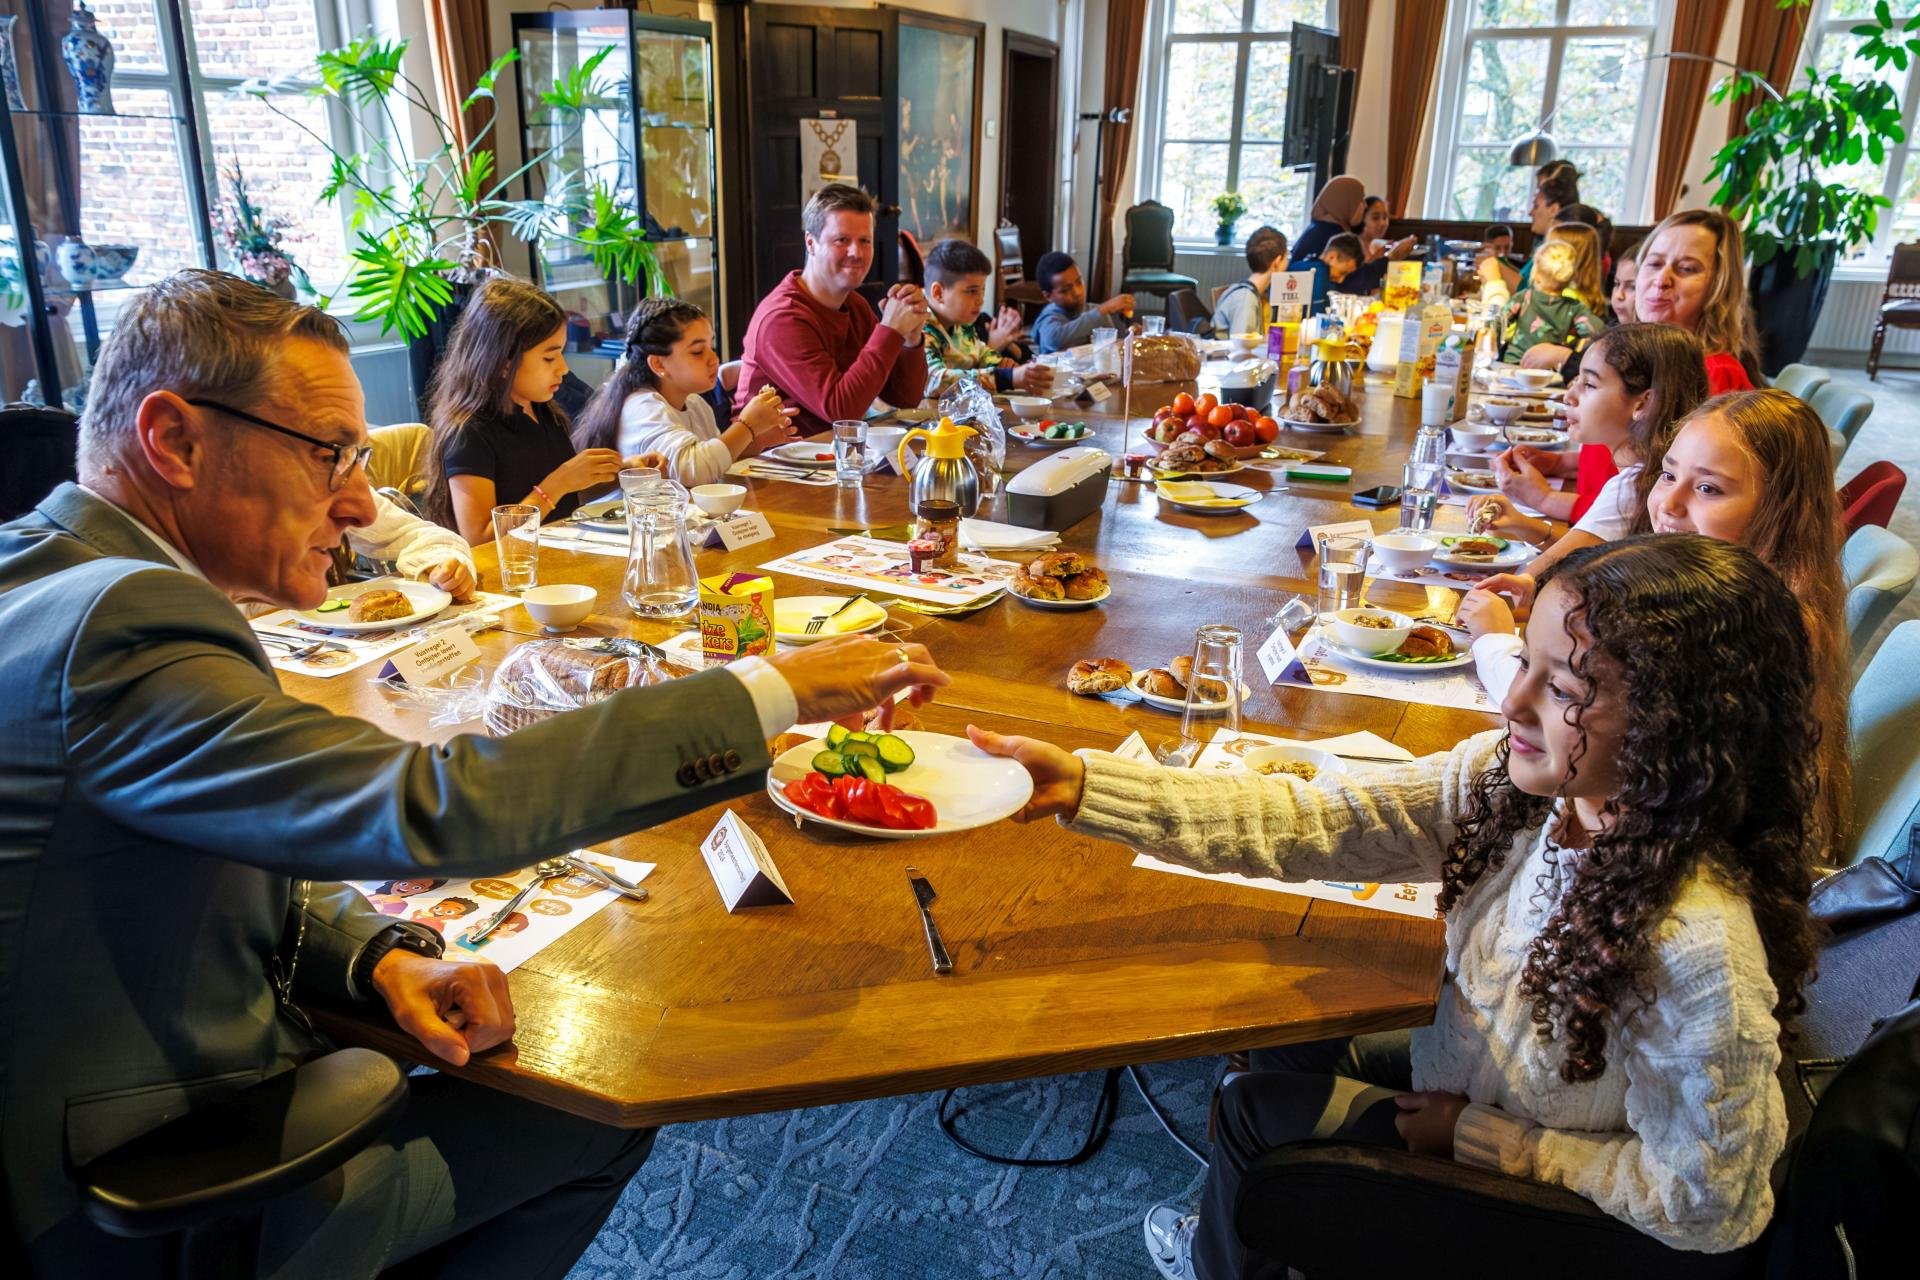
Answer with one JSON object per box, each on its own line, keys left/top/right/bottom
{"left": 825, "top": 723, "right": 850, "bottom": 748}
{"left": 840, "top": 739, "right": 881, "bottom": 762}
{"left": 874, "top": 734, "right": 915, "bottom": 772}
{"left": 843, "top": 730, "right": 875, "bottom": 745}
{"left": 812, "top": 750, "right": 848, "bottom": 776}
{"left": 855, "top": 755, "right": 888, "bottom": 784}
{"left": 317, "top": 598, "right": 349, "bottom": 612}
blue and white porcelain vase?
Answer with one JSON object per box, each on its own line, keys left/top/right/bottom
{"left": 62, "top": 4, "right": 116, "bottom": 116}
{"left": 0, "top": 17, "right": 26, "bottom": 113}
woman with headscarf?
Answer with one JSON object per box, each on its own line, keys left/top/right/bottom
{"left": 1289, "top": 177, "right": 1413, "bottom": 295}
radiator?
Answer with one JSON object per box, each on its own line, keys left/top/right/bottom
{"left": 1171, "top": 250, "right": 1253, "bottom": 306}
{"left": 1807, "top": 277, "right": 1920, "bottom": 360}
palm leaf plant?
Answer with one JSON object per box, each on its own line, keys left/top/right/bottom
{"left": 242, "top": 34, "right": 665, "bottom": 340}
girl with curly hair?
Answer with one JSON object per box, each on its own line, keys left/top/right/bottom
{"left": 971, "top": 535, "right": 1822, "bottom": 1276}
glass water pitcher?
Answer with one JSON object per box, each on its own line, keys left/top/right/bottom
{"left": 622, "top": 490, "right": 699, "bottom": 619}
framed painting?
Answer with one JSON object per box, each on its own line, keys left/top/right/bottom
{"left": 895, "top": 11, "right": 983, "bottom": 247}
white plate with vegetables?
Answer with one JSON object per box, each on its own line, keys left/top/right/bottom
{"left": 1430, "top": 535, "right": 1534, "bottom": 570}
{"left": 293, "top": 579, "right": 451, "bottom": 632}
{"left": 1009, "top": 421, "right": 1093, "bottom": 446}
{"left": 768, "top": 728, "right": 1033, "bottom": 838}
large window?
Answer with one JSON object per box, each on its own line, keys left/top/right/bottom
{"left": 1147, "top": 1, "right": 1338, "bottom": 242}
{"left": 1429, "top": 1, "right": 1666, "bottom": 225}
{"left": 1801, "top": 0, "right": 1920, "bottom": 259}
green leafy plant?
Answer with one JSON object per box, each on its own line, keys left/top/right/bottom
{"left": 1707, "top": 0, "right": 1920, "bottom": 276}
{"left": 246, "top": 34, "right": 664, "bottom": 338}
{"left": 1209, "top": 191, "right": 1248, "bottom": 226}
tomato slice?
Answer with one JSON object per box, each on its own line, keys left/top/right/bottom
{"left": 895, "top": 794, "right": 937, "bottom": 829}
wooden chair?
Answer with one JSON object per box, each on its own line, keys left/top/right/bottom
{"left": 898, "top": 230, "right": 925, "bottom": 287}
{"left": 1869, "top": 241, "right": 1920, "bottom": 380}
{"left": 1120, "top": 200, "right": 1198, "bottom": 305}
{"left": 993, "top": 220, "right": 1047, "bottom": 318}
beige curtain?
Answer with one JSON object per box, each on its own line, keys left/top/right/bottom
{"left": 1653, "top": 0, "right": 1731, "bottom": 218}
{"left": 1338, "top": 0, "right": 1370, "bottom": 85}
{"left": 1728, "top": 0, "right": 1810, "bottom": 140}
{"left": 1386, "top": 1, "right": 1446, "bottom": 216}
{"left": 1091, "top": 0, "right": 1148, "bottom": 299}
{"left": 423, "top": 0, "right": 496, "bottom": 154}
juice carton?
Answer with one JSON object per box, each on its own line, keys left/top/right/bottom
{"left": 698, "top": 572, "right": 774, "bottom": 663}
{"left": 1393, "top": 302, "right": 1455, "bottom": 398}
{"left": 1433, "top": 334, "right": 1475, "bottom": 422}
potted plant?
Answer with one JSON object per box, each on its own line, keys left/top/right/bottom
{"left": 1706, "top": 0, "right": 1919, "bottom": 374}
{"left": 246, "top": 35, "right": 664, "bottom": 373}
{"left": 211, "top": 160, "right": 308, "bottom": 299}
{"left": 1210, "top": 191, "right": 1247, "bottom": 247}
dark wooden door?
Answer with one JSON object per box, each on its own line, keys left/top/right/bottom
{"left": 742, "top": 5, "right": 901, "bottom": 311}
{"left": 1000, "top": 33, "right": 1060, "bottom": 266}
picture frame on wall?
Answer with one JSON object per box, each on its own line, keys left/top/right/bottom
{"left": 896, "top": 11, "right": 983, "bottom": 247}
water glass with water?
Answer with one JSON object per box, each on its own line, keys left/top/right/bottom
{"left": 1142, "top": 314, "right": 1167, "bottom": 336}
{"left": 832, "top": 419, "right": 868, "bottom": 487}
{"left": 1400, "top": 462, "right": 1440, "bottom": 531}
{"left": 492, "top": 504, "right": 540, "bottom": 593}
{"left": 618, "top": 465, "right": 664, "bottom": 510}
{"left": 1091, "top": 326, "right": 1119, "bottom": 375}
{"left": 1317, "top": 534, "right": 1369, "bottom": 614}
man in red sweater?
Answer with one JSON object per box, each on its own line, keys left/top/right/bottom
{"left": 736, "top": 184, "right": 931, "bottom": 436}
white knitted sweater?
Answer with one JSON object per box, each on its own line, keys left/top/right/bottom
{"left": 1066, "top": 728, "right": 1786, "bottom": 1253}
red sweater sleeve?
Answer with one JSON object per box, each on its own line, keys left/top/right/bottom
{"left": 751, "top": 296, "right": 915, "bottom": 433}
{"left": 1704, "top": 352, "right": 1753, "bottom": 396}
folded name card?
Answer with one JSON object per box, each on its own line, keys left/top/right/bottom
{"left": 376, "top": 627, "right": 480, "bottom": 685}
{"left": 700, "top": 511, "right": 775, "bottom": 552}
{"left": 1295, "top": 517, "right": 1377, "bottom": 551}
{"left": 701, "top": 809, "right": 792, "bottom": 910}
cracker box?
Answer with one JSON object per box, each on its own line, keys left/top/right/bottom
{"left": 699, "top": 572, "right": 774, "bottom": 663}
{"left": 1382, "top": 260, "right": 1423, "bottom": 312}
{"left": 1392, "top": 302, "right": 1455, "bottom": 398}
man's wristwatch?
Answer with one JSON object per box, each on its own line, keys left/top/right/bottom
{"left": 352, "top": 921, "right": 444, "bottom": 1000}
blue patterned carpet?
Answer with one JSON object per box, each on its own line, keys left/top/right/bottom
{"left": 568, "top": 1057, "right": 1217, "bottom": 1280}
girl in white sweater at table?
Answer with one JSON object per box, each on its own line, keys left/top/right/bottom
{"left": 572, "top": 298, "right": 798, "bottom": 488}
{"left": 971, "top": 535, "right": 1821, "bottom": 1277}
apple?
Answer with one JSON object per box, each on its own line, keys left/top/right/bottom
{"left": 1224, "top": 421, "right": 1255, "bottom": 448}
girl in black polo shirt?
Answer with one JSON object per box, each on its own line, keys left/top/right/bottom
{"left": 422, "top": 278, "right": 659, "bottom": 543}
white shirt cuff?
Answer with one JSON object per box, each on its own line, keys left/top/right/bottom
{"left": 725, "top": 656, "right": 799, "bottom": 739}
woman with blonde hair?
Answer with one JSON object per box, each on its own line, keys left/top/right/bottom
{"left": 1635, "top": 209, "right": 1761, "bottom": 393}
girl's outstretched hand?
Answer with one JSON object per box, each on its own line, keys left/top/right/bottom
{"left": 966, "top": 725, "right": 1086, "bottom": 822}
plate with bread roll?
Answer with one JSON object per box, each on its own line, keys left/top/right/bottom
{"left": 1321, "top": 623, "right": 1473, "bottom": 672}
{"left": 1126, "top": 655, "right": 1254, "bottom": 712}
{"left": 294, "top": 579, "right": 452, "bottom": 632}
{"left": 1009, "top": 551, "right": 1111, "bottom": 608}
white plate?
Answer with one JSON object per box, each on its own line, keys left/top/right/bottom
{"left": 1128, "top": 670, "right": 1254, "bottom": 713}
{"left": 570, "top": 497, "right": 627, "bottom": 532}
{"left": 1008, "top": 427, "right": 1093, "bottom": 448}
{"left": 1502, "top": 426, "right": 1570, "bottom": 449}
{"left": 1430, "top": 536, "right": 1535, "bottom": 570}
{"left": 767, "top": 441, "right": 842, "bottom": 468}
{"left": 1446, "top": 469, "right": 1500, "bottom": 495}
{"left": 1011, "top": 584, "right": 1111, "bottom": 609}
{"left": 1279, "top": 415, "right": 1357, "bottom": 435}
{"left": 294, "top": 579, "right": 452, "bottom": 632}
{"left": 1323, "top": 638, "right": 1474, "bottom": 673}
{"left": 767, "top": 730, "right": 1034, "bottom": 838}
{"left": 1146, "top": 458, "right": 1247, "bottom": 479}
{"left": 1156, "top": 481, "right": 1263, "bottom": 514}
{"left": 772, "top": 594, "right": 889, "bottom": 644}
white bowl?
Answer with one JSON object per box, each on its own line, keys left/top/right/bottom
{"left": 1004, "top": 394, "right": 1052, "bottom": 420}
{"left": 1498, "top": 367, "right": 1556, "bottom": 389}
{"left": 1242, "top": 742, "right": 1344, "bottom": 784}
{"left": 521, "top": 583, "right": 596, "bottom": 632}
{"left": 1322, "top": 606, "right": 1415, "bottom": 655}
{"left": 1371, "top": 532, "right": 1439, "bottom": 573}
{"left": 1480, "top": 398, "right": 1526, "bottom": 425}
{"left": 690, "top": 483, "right": 746, "bottom": 515}
{"left": 1450, "top": 422, "right": 1501, "bottom": 451}
{"left": 1230, "top": 333, "right": 1265, "bottom": 357}
{"left": 866, "top": 425, "right": 907, "bottom": 470}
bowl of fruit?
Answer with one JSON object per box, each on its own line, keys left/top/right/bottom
{"left": 1144, "top": 391, "right": 1281, "bottom": 459}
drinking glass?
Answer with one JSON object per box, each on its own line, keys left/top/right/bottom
{"left": 832, "top": 419, "right": 868, "bottom": 488}
{"left": 1142, "top": 314, "right": 1167, "bottom": 336}
{"left": 1155, "top": 624, "right": 1244, "bottom": 765}
{"left": 1399, "top": 480, "right": 1439, "bottom": 532}
{"left": 492, "top": 504, "right": 540, "bottom": 593}
{"left": 1091, "top": 326, "right": 1119, "bottom": 376}
{"left": 618, "top": 465, "right": 664, "bottom": 511}
{"left": 1317, "top": 534, "right": 1369, "bottom": 614}
{"left": 1420, "top": 379, "right": 1453, "bottom": 426}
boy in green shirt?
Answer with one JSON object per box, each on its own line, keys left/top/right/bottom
{"left": 921, "top": 239, "right": 1053, "bottom": 394}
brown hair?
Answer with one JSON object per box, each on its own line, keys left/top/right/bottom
{"left": 1659, "top": 389, "right": 1851, "bottom": 851}
{"left": 802, "top": 183, "right": 877, "bottom": 239}
{"left": 1641, "top": 209, "right": 1763, "bottom": 384}
{"left": 1545, "top": 220, "right": 1605, "bottom": 305}
{"left": 421, "top": 277, "right": 569, "bottom": 529}
{"left": 1245, "top": 225, "right": 1288, "bottom": 273}
{"left": 1585, "top": 322, "right": 1711, "bottom": 520}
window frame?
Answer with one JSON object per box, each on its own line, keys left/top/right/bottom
{"left": 1797, "top": 0, "right": 1920, "bottom": 264}
{"left": 1425, "top": 1, "right": 1673, "bottom": 224}
{"left": 1138, "top": 0, "right": 1340, "bottom": 248}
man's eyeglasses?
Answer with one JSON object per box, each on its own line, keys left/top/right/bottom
{"left": 187, "top": 398, "right": 372, "bottom": 492}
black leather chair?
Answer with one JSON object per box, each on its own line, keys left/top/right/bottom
{"left": 1120, "top": 200, "right": 1198, "bottom": 307}
{"left": 73, "top": 1048, "right": 408, "bottom": 1278}
{"left": 0, "top": 404, "right": 79, "bottom": 521}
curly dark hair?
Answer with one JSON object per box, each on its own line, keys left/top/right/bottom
{"left": 1437, "top": 534, "right": 1822, "bottom": 1083}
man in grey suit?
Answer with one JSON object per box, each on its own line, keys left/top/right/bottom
{"left": 0, "top": 271, "right": 948, "bottom": 1277}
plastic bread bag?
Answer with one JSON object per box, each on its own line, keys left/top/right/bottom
{"left": 940, "top": 375, "right": 1006, "bottom": 484}
{"left": 481, "top": 637, "right": 684, "bottom": 736}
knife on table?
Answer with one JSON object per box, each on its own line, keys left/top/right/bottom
{"left": 905, "top": 867, "right": 954, "bottom": 975}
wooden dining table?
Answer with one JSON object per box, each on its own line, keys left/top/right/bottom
{"left": 292, "top": 369, "right": 1501, "bottom": 1131}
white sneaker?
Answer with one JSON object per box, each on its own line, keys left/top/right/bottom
{"left": 1143, "top": 1202, "right": 1200, "bottom": 1280}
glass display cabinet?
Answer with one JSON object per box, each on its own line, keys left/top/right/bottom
{"left": 0, "top": 0, "right": 214, "bottom": 412}
{"left": 512, "top": 9, "right": 719, "bottom": 357}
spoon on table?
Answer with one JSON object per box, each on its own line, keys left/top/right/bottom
{"left": 470, "top": 858, "right": 571, "bottom": 942}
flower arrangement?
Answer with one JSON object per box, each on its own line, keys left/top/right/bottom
{"left": 212, "top": 162, "right": 308, "bottom": 293}
{"left": 1209, "top": 191, "right": 1248, "bottom": 225}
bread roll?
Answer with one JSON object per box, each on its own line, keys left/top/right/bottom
{"left": 1067, "top": 657, "right": 1132, "bottom": 696}
{"left": 1398, "top": 626, "right": 1454, "bottom": 658}
{"left": 1062, "top": 568, "right": 1109, "bottom": 600}
{"left": 1028, "top": 551, "right": 1086, "bottom": 579}
{"left": 347, "top": 588, "right": 413, "bottom": 623}
{"left": 1012, "top": 566, "right": 1066, "bottom": 600}
{"left": 1141, "top": 667, "right": 1186, "bottom": 699}
{"left": 1170, "top": 655, "right": 1226, "bottom": 700}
